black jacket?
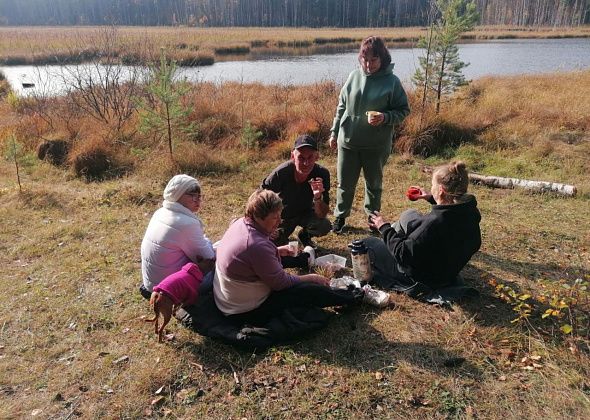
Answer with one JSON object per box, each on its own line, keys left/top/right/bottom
{"left": 261, "top": 161, "right": 330, "bottom": 220}
{"left": 379, "top": 194, "right": 481, "bottom": 288}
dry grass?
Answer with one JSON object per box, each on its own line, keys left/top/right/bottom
{"left": 1, "top": 25, "right": 589, "bottom": 65}
{"left": 0, "top": 150, "right": 588, "bottom": 418}
{"left": 0, "top": 70, "right": 589, "bottom": 418}
{"left": 402, "top": 71, "right": 590, "bottom": 194}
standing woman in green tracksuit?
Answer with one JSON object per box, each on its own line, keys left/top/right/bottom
{"left": 328, "top": 36, "right": 410, "bottom": 234}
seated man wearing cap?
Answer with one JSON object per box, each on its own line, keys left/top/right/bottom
{"left": 261, "top": 134, "right": 331, "bottom": 248}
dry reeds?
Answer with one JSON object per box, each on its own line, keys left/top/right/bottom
{"left": 3, "top": 26, "right": 586, "bottom": 67}
{"left": 3, "top": 66, "right": 590, "bottom": 192}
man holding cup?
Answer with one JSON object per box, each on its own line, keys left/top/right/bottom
{"left": 261, "top": 134, "right": 331, "bottom": 250}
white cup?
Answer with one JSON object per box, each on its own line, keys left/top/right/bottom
{"left": 289, "top": 241, "right": 299, "bottom": 256}
{"left": 366, "top": 110, "right": 380, "bottom": 123}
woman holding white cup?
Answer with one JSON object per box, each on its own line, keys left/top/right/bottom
{"left": 328, "top": 36, "right": 410, "bottom": 234}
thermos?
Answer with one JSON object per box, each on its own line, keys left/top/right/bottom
{"left": 349, "top": 240, "right": 372, "bottom": 282}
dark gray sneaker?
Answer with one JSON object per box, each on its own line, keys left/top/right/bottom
{"left": 332, "top": 217, "right": 345, "bottom": 234}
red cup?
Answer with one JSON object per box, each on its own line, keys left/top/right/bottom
{"left": 406, "top": 186, "right": 422, "bottom": 201}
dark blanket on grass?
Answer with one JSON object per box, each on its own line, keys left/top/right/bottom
{"left": 175, "top": 274, "right": 333, "bottom": 350}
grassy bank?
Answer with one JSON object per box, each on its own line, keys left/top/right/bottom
{"left": 1, "top": 25, "right": 589, "bottom": 66}
{"left": 0, "top": 72, "right": 589, "bottom": 418}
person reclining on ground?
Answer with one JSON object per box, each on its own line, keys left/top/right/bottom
{"left": 366, "top": 161, "right": 481, "bottom": 299}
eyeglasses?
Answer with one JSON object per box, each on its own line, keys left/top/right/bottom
{"left": 185, "top": 193, "right": 202, "bottom": 201}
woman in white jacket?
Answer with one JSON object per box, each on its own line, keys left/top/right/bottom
{"left": 140, "top": 174, "right": 215, "bottom": 299}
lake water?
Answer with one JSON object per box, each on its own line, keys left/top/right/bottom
{"left": 2, "top": 38, "right": 590, "bottom": 96}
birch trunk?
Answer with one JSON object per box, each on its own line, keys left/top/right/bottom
{"left": 421, "top": 166, "right": 577, "bottom": 197}
{"left": 468, "top": 173, "right": 577, "bottom": 197}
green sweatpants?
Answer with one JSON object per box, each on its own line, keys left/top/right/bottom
{"left": 334, "top": 146, "right": 390, "bottom": 218}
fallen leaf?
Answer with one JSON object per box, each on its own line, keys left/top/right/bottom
{"left": 155, "top": 385, "right": 165, "bottom": 395}
{"left": 31, "top": 409, "right": 43, "bottom": 417}
{"left": 375, "top": 372, "right": 383, "bottom": 380}
{"left": 498, "top": 375, "right": 507, "bottom": 381}
{"left": 530, "top": 355, "right": 542, "bottom": 361}
{"left": 532, "top": 363, "right": 543, "bottom": 369}
{"left": 560, "top": 324, "right": 573, "bottom": 334}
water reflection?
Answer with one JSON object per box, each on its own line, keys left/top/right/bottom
{"left": 2, "top": 38, "right": 589, "bottom": 97}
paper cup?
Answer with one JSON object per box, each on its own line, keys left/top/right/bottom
{"left": 289, "top": 241, "right": 299, "bottom": 255}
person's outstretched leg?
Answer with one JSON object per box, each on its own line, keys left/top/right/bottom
{"left": 267, "top": 282, "right": 363, "bottom": 309}
{"left": 228, "top": 283, "right": 363, "bottom": 326}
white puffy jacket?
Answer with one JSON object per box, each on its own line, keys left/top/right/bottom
{"left": 141, "top": 201, "right": 214, "bottom": 291}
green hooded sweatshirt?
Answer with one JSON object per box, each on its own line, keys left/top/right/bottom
{"left": 330, "top": 64, "right": 410, "bottom": 150}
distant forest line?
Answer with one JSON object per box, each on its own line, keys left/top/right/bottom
{"left": 0, "top": 0, "right": 588, "bottom": 27}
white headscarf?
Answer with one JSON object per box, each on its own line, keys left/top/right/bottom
{"left": 163, "top": 174, "right": 200, "bottom": 203}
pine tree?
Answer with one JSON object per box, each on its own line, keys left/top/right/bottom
{"left": 413, "top": 0, "right": 479, "bottom": 114}
{"left": 136, "top": 49, "right": 197, "bottom": 161}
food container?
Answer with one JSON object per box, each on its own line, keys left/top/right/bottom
{"left": 314, "top": 254, "right": 347, "bottom": 270}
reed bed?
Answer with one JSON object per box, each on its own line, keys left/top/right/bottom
{"left": 1, "top": 25, "right": 589, "bottom": 65}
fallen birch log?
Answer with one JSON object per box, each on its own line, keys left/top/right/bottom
{"left": 468, "top": 173, "right": 577, "bottom": 197}
{"left": 421, "top": 166, "right": 577, "bottom": 197}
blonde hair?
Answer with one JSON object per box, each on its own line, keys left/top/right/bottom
{"left": 245, "top": 189, "right": 283, "bottom": 220}
{"left": 433, "top": 161, "right": 469, "bottom": 197}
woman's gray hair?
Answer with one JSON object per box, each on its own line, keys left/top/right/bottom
{"left": 245, "top": 189, "right": 283, "bottom": 220}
